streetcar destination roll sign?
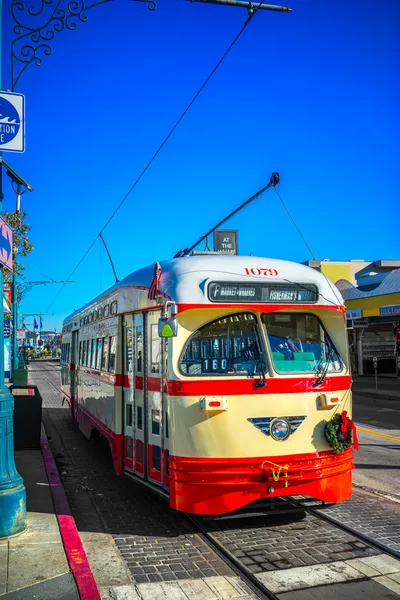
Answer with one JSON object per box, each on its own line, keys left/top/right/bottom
{"left": 208, "top": 282, "right": 318, "bottom": 303}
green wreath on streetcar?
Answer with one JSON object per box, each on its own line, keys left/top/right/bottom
{"left": 324, "top": 410, "right": 359, "bottom": 454}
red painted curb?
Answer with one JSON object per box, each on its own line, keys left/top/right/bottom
{"left": 40, "top": 427, "right": 102, "bottom": 600}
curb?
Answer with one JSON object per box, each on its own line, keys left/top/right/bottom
{"left": 40, "top": 425, "right": 102, "bottom": 600}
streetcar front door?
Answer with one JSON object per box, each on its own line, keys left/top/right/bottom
{"left": 123, "top": 311, "right": 164, "bottom": 484}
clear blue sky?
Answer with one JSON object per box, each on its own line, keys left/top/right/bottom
{"left": 2, "top": 0, "right": 399, "bottom": 332}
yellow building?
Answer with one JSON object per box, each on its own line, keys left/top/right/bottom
{"left": 305, "top": 260, "right": 400, "bottom": 375}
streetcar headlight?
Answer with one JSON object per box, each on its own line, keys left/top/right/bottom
{"left": 270, "top": 418, "right": 290, "bottom": 441}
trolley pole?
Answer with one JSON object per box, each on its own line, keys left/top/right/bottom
{"left": 0, "top": 0, "right": 27, "bottom": 539}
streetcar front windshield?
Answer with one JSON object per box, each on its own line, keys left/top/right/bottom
{"left": 180, "top": 313, "right": 264, "bottom": 376}
{"left": 262, "top": 313, "right": 343, "bottom": 374}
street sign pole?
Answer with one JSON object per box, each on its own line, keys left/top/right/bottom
{"left": 0, "top": 5, "right": 27, "bottom": 537}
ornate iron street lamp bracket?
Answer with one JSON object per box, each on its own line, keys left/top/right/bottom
{"left": 11, "top": 0, "right": 157, "bottom": 91}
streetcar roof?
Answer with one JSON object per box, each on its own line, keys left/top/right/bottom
{"left": 63, "top": 255, "right": 343, "bottom": 324}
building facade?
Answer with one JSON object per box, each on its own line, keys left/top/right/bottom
{"left": 305, "top": 259, "right": 400, "bottom": 376}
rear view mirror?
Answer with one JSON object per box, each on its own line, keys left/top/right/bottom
{"left": 158, "top": 317, "right": 178, "bottom": 338}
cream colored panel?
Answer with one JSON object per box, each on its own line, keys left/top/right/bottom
{"left": 168, "top": 389, "right": 352, "bottom": 458}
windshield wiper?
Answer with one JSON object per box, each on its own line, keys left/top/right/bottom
{"left": 252, "top": 326, "right": 267, "bottom": 388}
{"left": 312, "top": 343, "right": 335, "bottom": 387}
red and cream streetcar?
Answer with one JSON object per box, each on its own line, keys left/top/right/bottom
{"left": 61, "top": 254, "right": 354, "bottom": 515}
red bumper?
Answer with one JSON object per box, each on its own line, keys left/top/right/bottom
{"left": 169, "top": 449, "right": 353, "bottom": 515}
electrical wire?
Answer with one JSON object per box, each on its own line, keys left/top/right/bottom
{"left": 273, "top": 187, "right": 343, "bottom": 306}
{"left": 44, "top": 1, "right": 268, "bottom": 313}
{"left": 273, "top": 186, "right": 317, "bottom": 261}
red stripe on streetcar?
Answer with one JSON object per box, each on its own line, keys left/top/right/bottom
{"left": 165, "top": 375, "right": 351, "bottom": 396}
{"left": 118, "top": 375, "right": 350, "bottom": 394}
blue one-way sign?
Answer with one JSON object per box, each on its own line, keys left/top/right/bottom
{"left": 0, "top": 91, "right": 25, "bottom": 153}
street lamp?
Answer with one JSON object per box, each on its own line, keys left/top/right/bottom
{"left": 0, "top": 170, "right": 27, "bottom": 538}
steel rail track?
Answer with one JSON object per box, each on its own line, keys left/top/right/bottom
{"left": 183, "top": 513, "right": 279, "bottom": 600}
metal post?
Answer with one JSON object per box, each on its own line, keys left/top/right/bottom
{"left": 373, "top": 356, "right": 378, "bottom": 390}
{"left": 0, "top": 0, "right": 27, "bottom": 537}
{"left": 12, "top": 255, "right": 18, "bottom": 373}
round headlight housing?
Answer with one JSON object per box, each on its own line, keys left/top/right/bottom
{"left": 270, "top": 418, "right": 290, "bottom": 441}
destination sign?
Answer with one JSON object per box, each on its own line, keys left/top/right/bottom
{"left": 208, "top": 282, "right": 318, "bottom": 303}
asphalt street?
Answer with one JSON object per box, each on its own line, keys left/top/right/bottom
{"left": 352, "top": 383, "right": 400, "bottom": 431}
{"left": 352, "top": 378, "right": 400, "bottom": 499}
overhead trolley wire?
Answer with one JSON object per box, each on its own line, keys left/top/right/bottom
{"left": 273, "top": 186, "right": 317, "bottom": 261}
{"left": 45, "top": 1, "right": 269, "bottom": 313}
{"left": 272, "top": 187, "right": 343, "bottom": 306}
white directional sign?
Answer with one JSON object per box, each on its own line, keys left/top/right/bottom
{"left": 0, "top": 91, "right": 25, "bottom": 153}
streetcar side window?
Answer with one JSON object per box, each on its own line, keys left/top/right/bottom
{"left": 82, "top": 341, "right": 87, "bottom": 366}
{"left": 96, "top": 338, "right": 103, "bottom": 370}
{"left": 101, "top": 337, "right": 109, "bottom": 371}
{"left": 150, "top": 324, "right": 161, "bottom": 375}
{"left": 125, "top": 325, "right": 133, "bottom": 374}
{"left": 137, "top": 405, "right": 143, "bottom": 430}
{"left": 87, "top": 339, "right": 92, "bottom": 368}
{"left": 91, "top": 339, "right": 97, "bottom": 368}
{"left": 179, "top": 313, "right": 265, "bottom": 377}
{"left": 136, "top": 325, "right": 143, "bottom": 374}
{"left": 263, "top": 313, "right": 343, "bottom": 374}
{"left": 79, "top": 341, "right": 82, "bottom": 366}
{"left": 109, "top": 336, "right": 117, "bottom": 373}
{"left": 151, "top": 409, "right": 160, "bottom": 435}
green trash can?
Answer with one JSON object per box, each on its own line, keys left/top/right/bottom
{"left": 13, "top": 367, "right": 28, "bottom": 386}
